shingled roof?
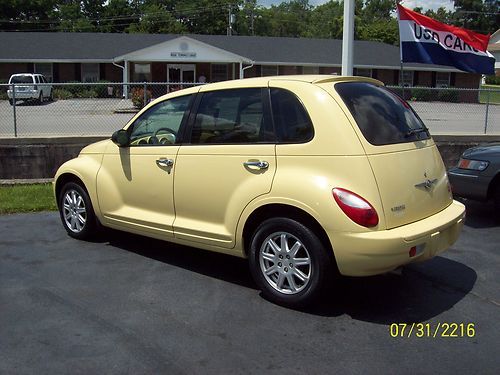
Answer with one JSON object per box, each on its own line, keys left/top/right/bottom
{"left": 0, "top": 32, "right": 401, "bottom": 67}
{"left": 0, "top": 32, "right": 459, "bottom": 71}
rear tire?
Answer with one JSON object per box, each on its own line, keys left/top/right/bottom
{"left": 8, "top": 98, "right": 14, "bottom": 106}
{"left": 249, "top": 217, "right": 332, "bottom": 307}
{"left": 58, "top": 182, "right": 98, "bottom": 240}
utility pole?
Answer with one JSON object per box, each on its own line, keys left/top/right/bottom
{"left": 227, "top": 5, "right": 235, "bottom": 36}
{"left": 341, "top": 0, "right": 354, "bottom": 76}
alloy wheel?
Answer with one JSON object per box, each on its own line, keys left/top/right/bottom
{"left": 258, "top": 232, "right": 312, "bottom": 294}
{"left": 62, "top": 189, "right": 87, "bottom": 233}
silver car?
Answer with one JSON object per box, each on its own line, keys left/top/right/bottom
{"left": 7, "top": 73, "right": 53, "bottom": 105}
{"left": 448, "top": 144, "right": 500, "bottom": 209}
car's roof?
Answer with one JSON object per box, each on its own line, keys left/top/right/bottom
{"left": 156, "top": 75, "right": 384, "bottom": 102}
{"left": 197, "top": 75, "right": 383, "bottom": 92}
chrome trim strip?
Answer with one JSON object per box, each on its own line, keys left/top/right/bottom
{"left": 448, "top": 172, "right": 479, "bottom": 178}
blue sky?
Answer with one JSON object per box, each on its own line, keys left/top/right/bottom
{"left": 257, "top": 1, "right": 456, "bottom": 12}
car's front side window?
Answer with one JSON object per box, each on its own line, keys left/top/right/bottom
{"left": 189, "top": 88, "right": 274, "bottom": 144}
{"left": 129, "top": 94, "right": 192, "bottom": 146}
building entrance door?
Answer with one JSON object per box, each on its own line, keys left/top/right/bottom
{"left": 167, "top": 64, "right": 196, "bottom": 91}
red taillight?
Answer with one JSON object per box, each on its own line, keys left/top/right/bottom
{"left": 332, "top": 188, "right": 379, "bottom": 227}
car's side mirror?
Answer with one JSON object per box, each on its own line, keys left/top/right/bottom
{"left": 111, "top": 129, "right": 130, "bottom": 147}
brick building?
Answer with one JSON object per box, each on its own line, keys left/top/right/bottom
{"left": 0, "top": 32, "right": 481, "bottom": 89}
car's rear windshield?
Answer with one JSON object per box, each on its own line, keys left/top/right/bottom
{"left": 10, "top": 75, "right": 34, "bottom": 84}
{"left": 335, "top": 82, "right": 430, "bottom": 145}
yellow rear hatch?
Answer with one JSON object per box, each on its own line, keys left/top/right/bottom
{"left": 366, "top": 144, "right": 451, "bottom": 229}
{"left": 319, "top": 79, "right": 452, "bottom": 230}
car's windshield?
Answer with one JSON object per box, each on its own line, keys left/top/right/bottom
{"left": 10, "top": 75, "right": 34, "bottom": 84}
{"left": 335, "top": 82, "right": 430, "bottom": 145}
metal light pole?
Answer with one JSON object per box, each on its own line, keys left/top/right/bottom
{"left": 341, "top": 0, "right": 355, "bottom": 76}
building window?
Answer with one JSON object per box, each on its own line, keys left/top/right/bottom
{"left": 81, "top": 63, "right": 100, "bottom": 82}
{"left": 211, "top": 64, "right": 228, "bottom": 82}
{"left": 34, "top": 63, "right": 53, "bottom": 82}
{"left": 400, "top": 70, "right": 414, "bottom": 87}
{"left": 302, "top": 66, "right": 319, "bottom": 74}
{"left": 355, "top": 68, "right": 372, "bottom": 78}
{"left": 278, "top": 66, "right": 298, "bottom": 75}
{"left": 435, "top": 72, "right": 450, "bottom": 88}
{"left": 261, "top": 65, "right": 278, "bottom": 77}
{"left": 133, "top": 63, "right": 151, "bottom": 82}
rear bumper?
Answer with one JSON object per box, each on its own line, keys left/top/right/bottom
{"left": 7, "top": 90, "right": 38, "bottom": 100}
{"left": 329, "top": 200, "right": 466, "bottom": 276}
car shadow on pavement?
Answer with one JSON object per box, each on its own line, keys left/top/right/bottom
{"left": 104, "top": 228, "right": 476, "bottom": 324}
{"left": 304, "top": 257, "right": 476, "bottom": 323}
{"left": 462, "top": 200, "right": 499, "bottom": 229}
{"left": 105, "top": 229, "right": 256, "bottom": 289}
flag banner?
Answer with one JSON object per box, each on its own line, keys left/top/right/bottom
{"left": 397, "top": 4, "right": 495, "bottom": 75}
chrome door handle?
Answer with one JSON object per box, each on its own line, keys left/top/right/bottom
{"left": 156, "top": 158, "right": 174, "bottom": 168}
{"left": 243, "top": 161, "right": 269, "bottom": 169}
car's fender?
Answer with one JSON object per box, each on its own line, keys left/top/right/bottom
{"left": 54, "top": 152, "right": 105, "bottom": 218}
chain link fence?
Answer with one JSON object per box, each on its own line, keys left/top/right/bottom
{"left": 0, "top": 82, "right": 498, "bottom": 137}
{"left": 386, "top": 86, "right": 500, "bottom": 135}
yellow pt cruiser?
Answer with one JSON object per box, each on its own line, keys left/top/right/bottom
{"left": 54, "top": 75, "right": 465, "bottom": 306}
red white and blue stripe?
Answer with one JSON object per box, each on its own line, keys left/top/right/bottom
{"left": 397, "top": 4, "right": 495, "bottom": 75}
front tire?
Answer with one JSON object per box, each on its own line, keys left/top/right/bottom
{"left": 249, "top": 218, "right": 332, "bottom": 307}
{"left": 59, "top": 182, "right": 98, "bottom": 240}
{"left": 38, "top": 92, "right": 43, "bottom": 104}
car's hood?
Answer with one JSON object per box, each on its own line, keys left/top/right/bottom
{"left": 463, "top": 143, "right": 500, "bottom": 158}
{"left": 80, "top": 139, "right": 112, "bottom": 154}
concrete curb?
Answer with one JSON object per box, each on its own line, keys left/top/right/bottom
{"left": 0, "top": 178, "right": 53, "bottom": 185}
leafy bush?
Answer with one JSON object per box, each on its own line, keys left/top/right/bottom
{"left": 94, "top": 80, "right": 113, "bottom": 98}
{"left": 485, "top": 75, "right": 500, "bottom": 85}
{"left": 61, "top": 82, "right": 96, "bottom": 98}
{"left": 437, "top": 89, "right": 459, "bottom": 103}
{"left": 78, "top": 89, "right": 98, "bottom": 98}
{"left": 410, "top": 88, "right": 432, "bottom": 102}
{"left": 0, "top": 79, "right": 7, "bottom": 97}
{"left": 131, "top": 87, "right": 152, "bottom": 109}
{"left": 63, "top": 81, "right": 88, "bottom": 96}
{"left": 53, "top": 88, "right": 73, "bottom": 100}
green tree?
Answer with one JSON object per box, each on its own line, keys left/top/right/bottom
{"left": 305, "top": 0, "right": 344, "bottom": 38}
{"left": 453, "top": 0, "right": 499, "bottom": 34}
{"left": 127, "top": 3, "right": 186, "bottom": 34}
{"left": 100, "top": 0, "right": 138, "bottom": 33}
{"left": 175, "top": 0, "right": 242, "bottom": 35}
{"left": 0, "top": 0, "right": 58, "bottom": 31}
{"left": 57, "top": 1, "right": 95, "bottom": 32}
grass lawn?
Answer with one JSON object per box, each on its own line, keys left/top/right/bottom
{"left": 480, "top": 84, "right": 500, "bottom": 104}
{"left": 0, "top": 183, "right": 57, "bottom": 214}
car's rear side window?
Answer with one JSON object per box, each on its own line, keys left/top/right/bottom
{"left": 270, "top": 88, "right": 313, "bottom": 143}
{"left": 335, "top": 82, "right": 430, "bottom": 145}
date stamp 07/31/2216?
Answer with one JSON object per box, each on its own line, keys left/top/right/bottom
{"left": 389, "top": 323, "right": 476, "bottom": 338}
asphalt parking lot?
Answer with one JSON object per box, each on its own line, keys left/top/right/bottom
{"left": 0, "top": 201, "right": 498, "bottom": 374}
{"left": 0, "top": 98, "right": 499, "bottom": 137}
